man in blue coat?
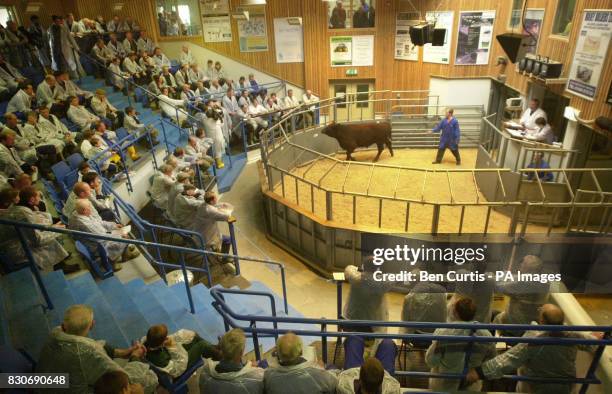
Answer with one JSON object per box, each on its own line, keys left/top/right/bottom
{"left": 430, "top": 108, "right": 461, "bottom": 165}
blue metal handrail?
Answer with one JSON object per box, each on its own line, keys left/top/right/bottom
{"left": 210, "top": 287, "right": 611, "bottom": 393}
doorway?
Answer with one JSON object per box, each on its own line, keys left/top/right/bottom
{"left": 329, "top": 80, "right": 375, "bottom": 122}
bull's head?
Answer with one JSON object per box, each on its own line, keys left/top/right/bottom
{"left": 321, "top": 121, "right": 339, "bottom": 138}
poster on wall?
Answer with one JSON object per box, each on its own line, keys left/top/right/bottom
{"left": 330, "top": 35, "right": 374, "bottom": 66}
{"left": 566, "top": 9, "right": 612, "bottom": 100}
{"left": 237, "top": 14, "right": 269, "bottom": 52}
{"left": 395, "top": 12, "right": 420, "bottom": 61}
{"left": 330, "top": 36, "right": 353, "bottom": 66}
{"left": 423, "top": 11, "right": 454, "bottom": 64}
{"left": 522, "top": 9, "right": 545, "bottom": 55}
{"left": 273, "top": 18, "right": 304, "bottom": 63}
{"left": 200, "top": 0, "right": 229, "bottom": 15}
{"left": 202, "top": 15, "right": 232, "bottom": 42}
{"left": 455, "top": 10, "right": 496, "bottom": 65}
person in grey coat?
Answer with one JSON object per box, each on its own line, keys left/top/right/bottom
{"left": 264, "top": 333, "right": 337, "bottom": 394}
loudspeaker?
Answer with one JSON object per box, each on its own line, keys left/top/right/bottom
{"left": 496, "top": 33, "right": 530, "bottom": 63}
{"left": 432, "top": 28, "right": 446, "bottom": 46}
{"left": 539, "top": 62, "right": 563, "bottom": 78}
{"left": 409, "top": 24, "right": 430, "bottom": 46}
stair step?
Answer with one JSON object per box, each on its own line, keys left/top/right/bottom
{"left": 169, "top": 283, "right": 225, "bottom": 344}
{"left": 1, "top": 269, "right": 50, "bottom": 358}
{"left": 124, "top": 279, "right": 179, "bottom": 333}
{"left": 41, "top": 271, "right": 77, "bottom": 327}
{"left": 147, "top": 280, "right": 206, "bottom": 335}
{"left": 68, "top": 273, "right": 129, "bottom": 348}
{"left": 98, "top": 277, "right": 150, "bottom": 343}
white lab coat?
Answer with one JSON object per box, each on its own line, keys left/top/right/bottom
{"left": 123, "top": 114, "right": 146, "bottom": 134}
{"left": 123, "top": 57, "right": 144, "bottom": 75}
{"left": 68, "top": 105, "right": 99, "bottom": 131}
{"left": 199, "top": 358, "right": 265, "bottom": 394}
{"left": 0, "top": 142, "right": 24, "bottom": 177}
{"left": 141, "top": 329, "right": 194, "bottom": 378}
{"left": 6, "top": 89, "right": 33, "bottom": 114}
{"left": 149, "top": 171, "right": 175, "bottom": 210}
{"left": 302, "top": 94, "right": 319, "bottom": 110}
{"left": 188, "top": 68, "right": 207, "bottom": 84}
{"left": 248, "top": 103, "right": 268, "bottom": 128}
{"left": 90, "top": 96, "right": 117, "bottom": 118}
{"left": 68, "top": 212, "right": 126, "bottom": 261}
{"left": 336, "top": 367, "right": 400, "bottom": 394}
{"left": 159, "top": 94, "right": 188, "bottom": 124}
{"left": 107, "top": 40, "right": 126, "bottom": 59}
{"left": 519, "top": 107, "right": 547, "bottom": 131}
{"left": 197, "top": 112, "right": 225, "bottom": 159}
{"left": 109, "top": 62, "right": 129, "bottom": 90}
{"left": 283, "top": 95, "right": 300, "bottom": 109}
{"left": 137, "top": 37, "right": 155, "bottom": 55}
{"left": 21, "top": 122, "right": 62, "bottom": 152}
{"left": 525, "top": 124, "right": 554, "bottom": 144}
{"left": 56, "top": 79, "right": 93, "bottom": 99}
{"left": 153, "top": 53, "right": 171, "bottom": 69}
{"left": 174, "top": 69, "right": 190, "bottom": 87}
{"left": 5, "top": 126, "right": 37, "bottom": 164}
{"left": 36, "top": 81, "right": 63, "bottom": 109}
{"left": 190, "top": 202, "right": 230, "bottom": 247}
{"left": 173, "top": 193, "right": 203, "bottom": 229}
{"left": 0, "top": 61, "right": 24, "bottom": 90}
{"left": 167, "top": 183, "right": 185, "bottom": 221}
{"left": 122, "top": 39, "right": 139, "bottom": 55}
{"left": 401, "top": 282, "right": 447, "bottom": 334}
{"left": 263, "top": 361, "right": 337, "bottom": 394}
{"left": 343, "top": 265, "right": 393, "bottom": 331}
{"left": 180, "top": 50, "right": 195, "bottom": 66}
{"left": 92, "top": 44, "right": 113, "bottom": 64}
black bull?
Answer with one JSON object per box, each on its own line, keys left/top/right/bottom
{"left": 321, "top": 121, "right": 394, "bottom": 162}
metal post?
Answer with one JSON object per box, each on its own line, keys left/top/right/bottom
{"left": 326, "top": 191, "right": 333, "bottom": 221}
{"left": 15, "top": 226, "right": 54, "bottom": 310}
{"left": 321, "top": 323, "right": 328, "bottom": 364}
{"left": 160, "top": 120, "right": 169, "bottom": 155}
{"left": 579, "top": 333, "right": 609, "bottom": 394}
{"left": 252, "top": 321, "right": 261, "bottom": 360}
{"left": 280, "top": 265, "right": 288, "bottom": 315}
{"left": 228, "top": 221, "right": 240, "bottom": 275}
{"left": 431, "top": 204, "right": 440, "bottom": 235}
{"left": 336, "top": 280, "right": 343, "bottom": 319}
{"left": 178, "top": 252, "right": 195, "bottom": 314}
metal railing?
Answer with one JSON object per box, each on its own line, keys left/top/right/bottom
{"left": 210, "top": 285, "right": 612, "bottom": 393}
{"left": 0, "top": 217, "right": 289, "bottom": 315}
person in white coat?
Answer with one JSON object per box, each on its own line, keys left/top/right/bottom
{"left": 425, "top": 297, "right": 496, "bottom": 392}
{"left": 91, "top": 89, "right": 119, "bottom": 126}
{"left": 67, "top": 96, "right": 100, "bottom": 132}
{"left": 188, "top": 64, "right": 206, "bottom": 84}
{"left": 48, "top": 15, "right": 84, "bottom": 80}
{"left": 123, "top": 106, "right": 159, "bottom": 144}
{"left": 36, "top": 75, "right": 65, "bottom": 116}
{"left": 106, "top": 33, "right": 126, "bottom": 59}
{"left": 263, "top": 333, "right": 338, "bottom": 394}
{"left": 179, "top": 45, "right": 194, "bottom": 66}
{"left": 136, "top": 30, "right": 156, "bottom": 55}
{"left": 0, "top": 129, "right": 35, "bottom": 177}
{"left": 282, "top": 89, "right": 302, "bottom": 131}
{"left": 506, "top": 98, "right": 547, "bottom": 133}
{"left": 6, "top": 83, "right": 34, "bottom": 114}
{"left": 401, "top": 280, "right": 447, "bottom": 337}
{"left": 337, "top": 357, "right": 400, "bottom": 394}
{"left": 302, "top": 90, "right": 319, "bottom": 127}
{"left": 173, "top": 184, "right": 203, "bottom": 229}
{"left": 0, "top": 55, "right": 26, "bottom": 92}
{"left": 160, "top": 66, "right": 178, "bottom": 94}
{"left": 191, "top": 191, "right": 234, "bottom": 251}
{"left": 123, "top": 52, "right": 147, "bottom": 85}
{"left": 159, "top": 87, "right": 188, "bottom": 126}
{"left": 108, "top": 57, "right": 130, "bottom": 91}
{"left": 152, "top": 47, "right": 171, "bottom": 70}
{"left": 55, "top": 71, "right": 93, "bottom": 100}
{"left": 196, "top": 101, "right": 226, "bottom": 168}
{"left": 199, "top": 328, "right": 265, "bottom": 394}
{"left": 174, "top": 64, "right": 191, "bottom": 88}
{"left": 91, "top": 38, "right": 113, "bottom": 67}
{"left": 38, "top": 106, "right": 76, "bottom": 156}
{"left": 20, "top": 111, "right": 61, "bottom": 162}
{"left": 525, "top": 117, "right": 554, "bottom": 144}
{"left": 122, "top": 31, "right": 139, "bottom": 55}
{"left": 167, "top": 172, "right": 192, "bottom": 221}
{"left": 148, "top": 164, "right": 175, "bottom": 210}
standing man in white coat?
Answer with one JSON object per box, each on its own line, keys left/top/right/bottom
{"left": 196, "top": 100, "right": 226, "bottom": 168}
{"left": 159, "top": 87, "right": 188, "bottom": 126}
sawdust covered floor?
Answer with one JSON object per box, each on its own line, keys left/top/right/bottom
{"left": 271, "top": 148, "right": 553, "bottom": 234}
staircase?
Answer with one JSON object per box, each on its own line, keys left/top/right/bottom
{"left": 391, "top": 109, "right": 483, "bottom": 148}
{"left": 0, "top": 268, "right": 313, "bottom": 360}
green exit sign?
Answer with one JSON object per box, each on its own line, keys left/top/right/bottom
{"left": 346, "top": 69, "right": 358, "bottom": 76}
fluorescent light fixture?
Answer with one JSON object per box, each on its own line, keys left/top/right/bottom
{"left": 287, "top": 17, "right": 302, "bottom": 25}
{"left": 241, "top": 0, "right": 266, "bottom": 4}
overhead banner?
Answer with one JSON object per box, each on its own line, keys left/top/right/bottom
{"left": 237, "top": 14, "right": 269, "bottom": 52}
{"left": 522, "top": 9, "right": 545, "bottom": 56}
{"left": 455, "top": 10, "right": 496, "bottom": 65}
{"left": 330, "top": 35, "right": 374, "bottom": 67}
{"left": 200, "top": 0, "right": 229, "bottom": 15}
{"left": 202, "top": 15, "right": 232, "bottom": 42}
{"left": 273, "top": 18, "right": 304, "bottom": 63}
{"left": 395, "top": 12, "right": 420, "bottom": 61}
{"left": 566, "top": 9, "right": 612, "bottom": 101}
{"left": 423, "top": 11, "right": 454, "bottom": 64}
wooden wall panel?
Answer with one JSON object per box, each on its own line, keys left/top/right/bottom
{"left": 0, "top": 0, "right": 70, "bottom": 26}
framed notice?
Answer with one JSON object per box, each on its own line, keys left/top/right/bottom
{"left": 395, "top": 12, "right": 420, "bottom": 61}
{"left": 423, "top": 11, "right": 454, "bottom": 64}
{"left": 522, "top": 9, "right": 545, "bottom": 56}
{"left": 455, "top": 10, "right": 496, "bottom": 65}
{"left": 566, "top": 9, "right": 612, "bottom": 101}
{"left": 202, "top": 15, "right": 232, "bottom": 42}
{"left": 237, "top": 14, "right": 269, "bottom": 52}
{"left": 200, "top": 0, "right": 229, "bottom": 15}
{"left": 330, "top": 35, "right": 374, "bottom": 67}
{"left": 274, "top": 18, "right": 304, "bottom": 63}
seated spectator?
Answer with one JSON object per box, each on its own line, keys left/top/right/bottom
{"left": 7, "top": 82, "right": 35, "bottom": 116}
{"left": 302, "top": 90, "right": 319, "bottom": 127}
{"left": 144, "top": 324, "right": 220, "bottom": 378}
{"left": 237, "top": 76, "right": 250, "bottom": 91}
{"left": 63, "top": 181, "right": 103, "bottom": 220}
{"left": 91, "top": 89, "right": 119, "bottom": 128}
{"left": 69, "top": 199, "right": 140, "bottom": 266}
{"left": 122, "top": 31, "right": 138, "bottom": 55}
{"left": 147, "top": 74, "right": 165, "bottom": 107}
{"left": 189, "top": 63, "right": 206, "bottom": 84}
{"left": 237, "top": 103, "right": 258, "bottom": 144}
{"left": 265, "top": 97, "right": 282, "bottom": 123}
{"left": 37, "top": 305, "right": 157, "bottom": 392}
{"left": 37, "top": 75, "right": 66, "bottom": 117}
{"left": 337, "top": 357, "right": 400, "bottom": 394}
{"left": 95, "top": 121, "right": 139, "bottom": 161}
{"left": 0, "top": 186, "right": 71, "bottom": 271}
{"left": 180, "top": 83, "right": 197, "bottom": 101}
{"left": 185, "top": 135, "right": 213, "bottom": 169}
{"left": 137, "top": 30, "right": 155, "bottom": 55}
{"left": 55, "top": 71, "right": 93, "bottom": 102}
{"left": 451, "top": 266, "right": 495, "bottom": 323}
{"left": 17, "top": 184, "right": 54, "bottom": 218}
{"left": 248, "top": 73, "right": 259, "bottom": 93}
{"left": 0, "top": 187, "right": 18, "bottom": 211}
{"left": 82, "top": 172, "right": 116, "bottom": 221}
{"left": 107, "top": 33, "right": 126, "bottom": 59}
{"left": 401, "top": 280, "right": 447, "bottom": 338}
{"left": 124, "top": 106, "right": 159, "bottom": 145}
{"left": 180, "top": 45, "right": 194, "bottom": 66}
{"left": 20, "top": 111, "right": 61, "bottom": 168}
{"left": 191, "top": 190, "right": 234, "bottom": 262}
{"left": 38, "top": 107, "right": 77, "bottom": 157}
{"left": 203, "top": 59, "right": 214, "bottom": 80}
{"left": 212, "top": 61, "right": 225, "bottom": 81}
{"left": 138, "top": 51, "right": 156, "bottom": 75}
{"left": 106, "top": 15, "right": 122, "bottom": 33}
{"left": 160, "top": 66, "right": 178, "bottom": 93}
{"left": 467, "top": 304, "right": 603, "bottom": 394}
{"left": 149, "top": 164, "right": 175, "bottom": 210}
{"left": 108, "top": 57, "right": 130, "bottom": 92}
{"left": 77, "top": 161, "right": 95, "bottom": 182}
{"left": 94, "top": 15, "right": 107, "bottom": 32}
{"left": 159, "top": 87, "right": 188, "bottom": 126}
{"left": 282, "top": 89, "right": 302, "bottom": 131}
{"left": 493, "top": 255, "right": 551, "bottom": 336}
{"left": 0, "top": 129, "right": 36, "bottom": 177}
{"left": 238, "top": 89, "right": 251, "bottom": 108}
{"left": 526, "top": 151, "right": 554, "bottom": 182}
{"left": 94, "top": 370, "right": 144, "bottom": 394}
{"left": 173, "top": 184, "right": 202, "bottom": 228}
{"left": 167, "top": 172, "right": 192, "bottom": 220}
{"left": 264, "top": 332, "right": 337, "bottom": 394}
{"left": 199, "top": 328, "right": 265, "bottom": 393}
{"left": 0, "top": 54, "right": 26, "bottom": 93}
{"left": 525, "top": 117, "right": 555, "bottom": 144}
{"left": 67, "top": 96, "right": 100, "bottom": 132}
{"left": 248, "top": 97, "right": 269, "bottom": 130}
{"left": 426, "top": 297, "right": 495, "bottom": 391}
{"left": 81, "top": 131, "right": 119, "bottom": 177}
{"left": 152, "top": 47, "right": 171, "bottom": 70}
{"left": 175, "top": 64, "right": 190, "bottom": 87}
{"left": 123, "top": 52, "right": 147, "bottom": 85}
{"left": 92, "top": 38, "right": 113, "bottom": 64}
{"left": 123, "top": 16, "right": 140, "bottom": 32}
{"left": 4, "top": 113, "right": 37, "bottom": 165}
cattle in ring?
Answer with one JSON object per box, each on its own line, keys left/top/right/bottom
{"left": 321, "top": 121, "right": 394, "bottom": 162}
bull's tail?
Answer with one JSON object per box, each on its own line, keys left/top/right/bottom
{"left": 386, "top": 137, "right": 394, "bottom": 157}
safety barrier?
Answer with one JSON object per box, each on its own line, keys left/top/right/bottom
{"left": 210, "top": 285, "right": 612, "bottom": 393}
